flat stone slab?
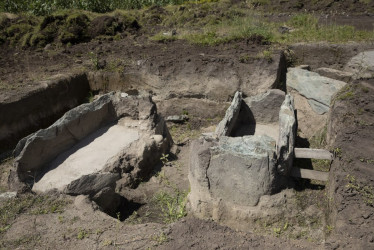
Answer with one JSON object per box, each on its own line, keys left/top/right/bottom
{"left": 287, "top": 68, "right": 346, "bottom": 114}
{"left": 345, "top": 50, "right": 374, "bottom": 79}
{"left": 32, "top": 123, "right": 139, "bottom": 193}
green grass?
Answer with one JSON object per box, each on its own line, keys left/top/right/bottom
{"left": 0, "top": 194, "right": 71, "bottom": 234}
{"left": 1, "top": 3, "right": 374, "bottom": 48}
{"left": 1, "top": 0, "right": 191, "bottom": 15}
{"left": 154, "top": 189, "right": 188, "bottom": 223}
{"left": 346, "top": 175, "right": 374, "bottom": 206}
{"left": 163, "top": 12, "right": 374, "bottom": 46}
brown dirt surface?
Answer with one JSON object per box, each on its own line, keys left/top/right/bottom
{"left": 253, "top": 0, "right": 374, "bottom": 14}
{"left": 1, "top": 1, "right": 374, "bottom": 249}
{"left": 326, "top": 79, "right": 374, "bottom": 249}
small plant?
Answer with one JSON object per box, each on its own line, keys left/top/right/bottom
{"left": 77, "top": 228, "right": 88, "bottom": 240}
{"left": 273, "top": 227, "right": 282, "bottom": 237}
{"left": 152, "top": 232, "right": 168, "bottom": 246}
{"left": 239, "top": 54, "right": 250, "bottom": 63}
{"left": 86, "top": 91, "right": 94, "bottom": 103}
{"left": 272, "top": 222, "right": 288, "bottom": 237}
{"left": 154, "top": 189, "right": 188, "bottom": 223}
{"left": 58, "top": 215, "right": 64, "bottom": 223}
{"left": 346, "top": 175, "right": 374, "bottom": 206}
{"left": 88, "top": 51, "right": 99, "bottom": 70}
{"left": 333, "top": 147, "right": 342, "bottom": 158}
{"left": 102, "top": 239, "right": 113, "bottom": 246}
{"left": 155, "top": 170, "right": 171, "bottom": 186}
{"left": 325, "top": 225, "right": 334, "bottom": 234}
{"left": 160, "top": 153, "right": 169, "bottom": 165}
{"left": 126, "top": 211, "right": 142, "bottom": 224}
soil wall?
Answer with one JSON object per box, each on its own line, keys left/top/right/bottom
{"left": 0, "top": 74, "right": 90, "bottom": 153}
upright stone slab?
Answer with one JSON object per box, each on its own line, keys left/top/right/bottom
{"left": 277, "top": 94, "right": 296, "bottom": 175}
{"left": 243, "top": 89, "right": 285, "bottom": 123}
{"left": 214, "top": 91, "right": 242, "bottom": 137}
{"left": 209, "top": 135, "right": 277, "bottom": 206}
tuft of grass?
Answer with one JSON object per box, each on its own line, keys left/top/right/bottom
{"left": 152, "top": 232, "right": 169, "bottom": 246}
{"left": 346, "top": 175, "right": 374, "bottom": 206}
{"left": 154, "top": 189, "right": 188, "bottom": 223}
{"left": 336, "top": 85, "right": 355, "bottom": 101}
{"left": 77, "top": 228, "right": 89, "bottom": 240}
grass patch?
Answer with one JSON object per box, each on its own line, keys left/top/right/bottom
{"left": 154, "top": 189, "right": 188, "bottom": 223}
{"left": 336, "top": 85, "right": 355, "bottom": 102}
{"left": 2, "top": 3, "right": 374, "bottom": 48}
{"left": 0, "top": 193, "right": 71, "bottom": 234}
{"left": 278, "top": 14, "right": 374, "bottom": 43}
{"left": 346, "top": 175, "right": 374, "bottom": 206}
{"left": 1, "top": 0, "right": 191, "bottom": 15}
{"left": 169, "top": 123, "right": 200, "bottom": 144}
{"left": 179, "top": 15, "right": 274, "bottom": 46}
{"left": 166, "top": 11, "right": 374, "bottom": 46}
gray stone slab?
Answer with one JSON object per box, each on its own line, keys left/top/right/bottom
{"left": 345, "top": 50, "right": 374, "bottom": 80}
{"left": 287, "top": 68, "right": 347, "bottom": 114}
{"left": 214, "top": 91, "right": 242, "bottom": 137}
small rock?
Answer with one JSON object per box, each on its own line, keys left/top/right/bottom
{"left": 120, "top": 92, "right": 129, "bottom": 98}
{"left": 295, "top": 65, "right": 311, "bottom": 70}
{"left": 278, "top": 26, "right": 293, "bottom": 34}
{"left": 165, "top": 115, "right": 189, "bottom": 123}
{"left": 170, "top": 144, "right": 180, "bottom": 155}
{"left": 97, "top": 59, "right": 106, "bottom": 69}
{"left": 75, "top": 59, "right": 83, "bottom": 64}
{"left": 44, "top": 44, "right": 52, "bottom": 51}
{"left": 0, "top": 192, "right": 17, "bottom": 200}
{"left": 152, "top": 134, "right": 164, "bottom": 144}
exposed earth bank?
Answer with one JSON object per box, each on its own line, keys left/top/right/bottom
{"left": 1, "top": 1, "right": 374, "bottom": 249}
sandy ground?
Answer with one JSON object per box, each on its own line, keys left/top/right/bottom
{"left": 33, "top": 123, "right": 139, "bottom": 193}
{"left": 253, "top": 123, "right": 279, "bottom": 141}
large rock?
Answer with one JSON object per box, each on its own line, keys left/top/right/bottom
{"left": 64, "top": 173, "right": 120, "bottom": 195}
{"left": 209, "top": 136, "right": 277, "bottom": 206}
{"left": 214, "top": 91, "right": 242, "bottom": 137}
{"left": 188, "top": 135, "right": 290, "bottom": 231}
{"left": 243, "top": 89, "right": 285, "bottom": 123}
{"left": 287, "top": 68, "right": 347, "bottom": 114}
{"left": 276, "top": 94, "right": 296, "bottom": 175}
{"left": 345, "top": 50, "right": 374, "bottom": 80}
{"left": 13, "top": 93, "right": 116, "bottom": 183}
{"left": 10, "top": 92, "right": 172, "bottom": 197}
{"left": 189, "top": 135, "right": 279, "bottom": 207}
